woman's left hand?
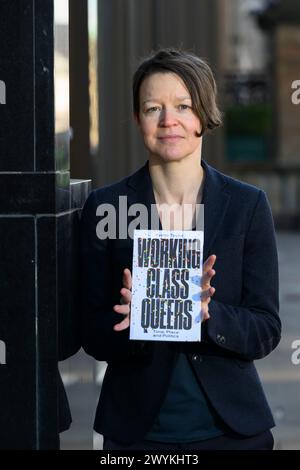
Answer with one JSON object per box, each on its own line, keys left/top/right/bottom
{"left": 201, "top": 254, "right": 217, "bottom": 322}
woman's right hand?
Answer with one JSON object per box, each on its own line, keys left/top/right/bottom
{"left": 113, "top": 268, "right": 132, "bottom": 332}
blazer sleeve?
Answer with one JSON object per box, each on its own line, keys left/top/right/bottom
{"left": 203, "top": 190, "right": 281, "bottom": 361}
{"left": 80, "top": 189, "right": 137, "bottom": 362}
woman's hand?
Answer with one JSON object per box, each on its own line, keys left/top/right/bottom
{"left": 201, "top": 254, "right": 217, "bottom": 322}
{"left": 113, "top": 268, "right": 132, "bottom": 332}
{"left": 113, "top": 256, "right": 216, "bottom": 331}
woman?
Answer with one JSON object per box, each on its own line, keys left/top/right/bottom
{"left": 81, "top": 48, "right": 281, "bottom": 450}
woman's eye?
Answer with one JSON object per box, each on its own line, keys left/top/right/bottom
{"left": 146, "top": 106, "right": 160, "bottom": 113}
{"left": 178, "top": 104, "right": 190, "bottom": 110}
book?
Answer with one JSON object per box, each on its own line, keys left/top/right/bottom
{"left": 130, "top": 229, "right": 204, "bottom": 342}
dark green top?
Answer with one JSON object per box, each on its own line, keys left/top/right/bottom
{"left": 145, "top": 352, "right": 226, "bottom": 443}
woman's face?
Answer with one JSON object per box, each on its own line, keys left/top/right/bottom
{"left": 136, "top": 72, "right": 202, "bottom": 163}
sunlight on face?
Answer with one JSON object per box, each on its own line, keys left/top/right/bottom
{"left": 136, "top": 73, "right": 202, "bottom": 163}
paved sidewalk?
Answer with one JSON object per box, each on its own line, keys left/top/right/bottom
{"left": 60, "top": 231, "right": 300, "bottom": 450}
{"left": 256, "top": 232, "right": 300, "bottom": 450}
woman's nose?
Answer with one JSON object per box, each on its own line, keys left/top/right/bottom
{"left": 159, "top": 108, "right": 178, "bottom": 126}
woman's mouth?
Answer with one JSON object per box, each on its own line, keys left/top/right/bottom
{"left": 158, "top": 135, "right": 183, "bottom": 142}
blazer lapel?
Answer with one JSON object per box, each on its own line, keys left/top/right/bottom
{"left": 201, "top": 160, "right": 231, "bottom": 260}
{"left": 127, "top": 161, "right": 162, "bottom": 230}
{"left": 126, "top": 159, "right": 231, "bottom": 261}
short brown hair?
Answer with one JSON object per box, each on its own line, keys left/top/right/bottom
{"left": 133, "top": 48, "right": 222, "bottom": 137}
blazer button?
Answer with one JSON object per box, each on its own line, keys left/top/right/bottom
{"left": 217, "top": 334, "right": 226, "bottom": 344}
{"left": 192, "top": 354, "right": 203, "bottom": 362}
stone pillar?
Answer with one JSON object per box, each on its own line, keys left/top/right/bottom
{"left": 0, "top": 0, "right": 90, "bottom": 449}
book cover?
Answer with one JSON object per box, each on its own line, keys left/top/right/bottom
{"left": 130, "top": 229, "right": 204, "bottom": 342}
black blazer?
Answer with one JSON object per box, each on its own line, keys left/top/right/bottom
{"left": 80, "top": 159, "right": 281, "bottom": 444}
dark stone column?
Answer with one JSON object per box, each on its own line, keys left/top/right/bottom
{"left": 0, "top": 0, "right": 90, "bottom": 449}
